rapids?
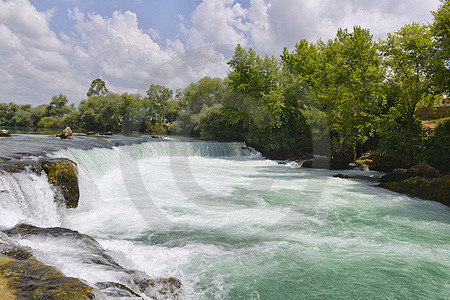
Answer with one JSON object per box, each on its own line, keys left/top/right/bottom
{"left": 0, "top": 136, "right": 449, "bottom": 299}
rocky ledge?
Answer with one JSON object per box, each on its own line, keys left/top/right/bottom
{"left": 0, "top": 158, "right": 79, "bottom": 208}
{"left": 0, "top": 232, "right": 94, "bottom": 299}
{"left": 1, "top": 224, "right": 183, "bottom": 299}
{"left": 379, "top": 164, "right": 450, "bottom": 206}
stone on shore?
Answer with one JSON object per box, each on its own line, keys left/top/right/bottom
{"left": 380, "top": 175, "right": 450, "bottom": 206}
{"left": 0, "top": 129, "right": 11, "bottom": 137}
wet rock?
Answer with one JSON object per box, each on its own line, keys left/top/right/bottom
{"left": 0, "top": 159, "right": 43, "bottom": 174}
{"left": 301, "top": 156, "right": 351, "bottom": 170}
{"left": 3, "top": 224, "right": 183, "bottom": 299}
{"left": 380, "top": 164, "right": 441, "bottom": 183}
{"left": 142, "top": 277, "right": 182, "bottom": 299}
{"left": 354, "top": 150, "right": 403, "bottom": 172}
{"left": 380, "top": 175, "right": 450, "bottom": 206}
{"left": 333, "top": 174, "right": 351, "bottom": 179}
{"left": 96, "top": 281, "right": 142, "bottom": 298}
{"left": 57, "top": 127, "right": 73, "bottom": 139}
{"left": 379, "top": 168, "right": 411, "bottom": 183}
{"left": 101, "top": 131, "right": 113, "bottom": 135}
{"left": 0, "top": 233, "right": 94, "bottom": 299}
{"left": 0, "top": 129, "right": 11, "bottom": 137}
{"left": 86, "top": 131, "right": 96, "bottom": 135}
{"left": 42, "top": 158, "right": 79, "bottom": 208}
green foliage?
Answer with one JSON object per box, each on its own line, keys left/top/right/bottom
{"left": 146, "top": 84, "right": 173, "bottom": 124}
{"left": 378, "top": 107, "right": 426, "bottom": 167}
{"left": 11, "top": 109, "right": 33, "bottom": 127}
{"left": 47, "top": 94, "right": 73, "bottom": 118}
{"left": 38, "top": 116, "right": 61, "bottom": 128}
{"left": 425, "top": 117, "right": 450, "bottom": 173}
{"left": 431, "top": 1, "right": 450, "bottom": 93}
{"left": 87, "top": 78, "right": 109, "bottom": 97}
{"left": 62, "top": 111, "right": 83, "bottom": 129}
{"left": 379, "top": 23, "right": 435, "bottom": 118}
{"left": 78, "top": 94, "right": 122, "bottom": 131}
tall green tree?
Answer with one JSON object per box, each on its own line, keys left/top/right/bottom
{"left": 283, "top": 27, "right": 385, "bottom": 157}
{"left": 47, "top": 94, "right": 73, "bottom": 118}
{"left": 431, "top": 0, "right": 450, "bottom": 93}
{"left": 87, "top": 78, "right": 109, "bottom": 97}
{"left": 146, "top": 84, "right": 173, "bottom": 123}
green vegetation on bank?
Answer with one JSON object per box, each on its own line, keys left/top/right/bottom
{"left": 1, "top": 2, "right": 448, "bottom": 172}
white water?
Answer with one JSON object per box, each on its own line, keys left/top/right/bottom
{"left": 1, "top": 139, "right": 449, "bottom": 299}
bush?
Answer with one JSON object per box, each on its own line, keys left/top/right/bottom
{"left": 37, "top": 116, "right": 61, "bottom": 128}
{"left": 425, "top": 117, "right": 450, "bottom": 173}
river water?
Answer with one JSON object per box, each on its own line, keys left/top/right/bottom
{"left": 0, "top": 136, "right": 449, "bottom": 299}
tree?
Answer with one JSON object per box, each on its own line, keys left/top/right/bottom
{"left": 47, "top": 94, "right": 73, "bottom": 118}
{"left": 38, "top": 116, "right": 61, "bottom": 128}
{"left": 378, "top": 23, "right": 436, "bottom": 165}
{"left": 11, "top": 109, "right": 33, "bottom": 127}
{"left": 283, "top": 27, "right": 385, "bottom": 157}
{"left": 379, "top": 23, "right": 435, "bottom": 119}
{"left": 431, "top": 1, "right": 450, "bottom": 93}
{"left": 87, "top": 78, "right": 109, "bottom": 97}
{"left": 146, "top": 84, "right": 172, "bottom": 123}
{"left": 78, "top": 93, "right": 122, "bottom": 131}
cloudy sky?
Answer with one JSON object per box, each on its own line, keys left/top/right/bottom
{"left": 0, "top": 0, "right": 441, "bottom": 105}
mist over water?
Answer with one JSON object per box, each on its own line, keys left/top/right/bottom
{"left": 1, "top": 138, "right": 449, "bottom": 299}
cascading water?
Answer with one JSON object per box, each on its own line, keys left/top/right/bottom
{"left": 1, "top": 137, "right": 449, "bottom": 299}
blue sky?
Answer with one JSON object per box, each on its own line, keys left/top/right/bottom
{"left": 0, "top": 0, "right": 441, "bottom": 105}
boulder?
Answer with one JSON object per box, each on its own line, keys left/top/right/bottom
{"left": 57, "top": 127, "right": 73, "bottom": 139}
{"left": 380, "top": 164, "right": 441, "bottom": 183}
{"left": 333, "top": 174, "right": 351, "bottom": 179}
{"left": 409, "top": 164, "right": 442, "bottom": 178}
{"left": 380, "top": 175, "right": 450, "bottom": 206}
{"left": 354, "top": 150, "right": 402, "bottom": 172}
{"left": 379, "top": 168, "right": 410, "bottom": 183}
{"left": 0, "top": 129, "right": 11, "bottom": 137}
{"left": 0, "top": 234, "right": 93, "bottom": 299}
{"left": 42, "top": 159, "right": 79, "bottom": 208}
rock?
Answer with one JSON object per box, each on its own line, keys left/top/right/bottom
{"left": 57, "top": 127, "right": 73, "bottom": 139}
{"left": 3, "top": 224, "right": 183, "bottom": 299}
{"left": 86, "top": 131, "right": 96, "bottom": 135}
{"left": 380, "top": 175, "right": 450, "bottom": 206}
{"left": 142, "top": 277, "right": 182, "bottom": 299}
{"left": 379, "top": 168, "right": 410, "bottom": 183}
{"left": 0, "top": 129, "right": 11, "bottom": 137}
{"left": 0, "top": 159, "right": 43, "bottom": 174}
{"left": 101, "top": 131, "right": 112, "bottom": 135}
{"left": 0, "top": 234, "right": 94, "bottom": 299}
{"left": 354, "top": 150, "right": 403, "bottom": 172}
{"left": 380, "top": 164, "right": 441, "bottom": 183}
{"left": 301, "top": 156, "right": 351, "bottom": 170}
{"left": 409, "top": 164, "right": 442, "bottom": 178}
{"left": 42, "top": 159, "right": 79, "bottom": 208}
{"left": 333, "top": 174, "right": 351, "bottom": 179}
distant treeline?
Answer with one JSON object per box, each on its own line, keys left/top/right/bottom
{"left": 1, "top": 2, "right": 449, "bottom": 169}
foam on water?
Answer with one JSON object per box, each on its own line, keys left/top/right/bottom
{"left": 1, "top": 139, "right": 449, "bottom": 299}
{"left": 0, "top": 170, "right": 61, "bottom": 229}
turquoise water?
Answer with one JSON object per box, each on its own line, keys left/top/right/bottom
{"left": 1, "top": 138, "right": 449, "bottom": 299}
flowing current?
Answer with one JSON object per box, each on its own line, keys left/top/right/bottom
{"left": 1, "top": 138, "right": 449, "bottom": 299}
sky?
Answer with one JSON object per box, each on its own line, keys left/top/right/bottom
{"left": 0, "top": 0, "right": 442, "bottom": 105}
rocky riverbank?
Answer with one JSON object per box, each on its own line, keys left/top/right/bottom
{"left": 378, "top": 164, "right": 450, "bottom": 206}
